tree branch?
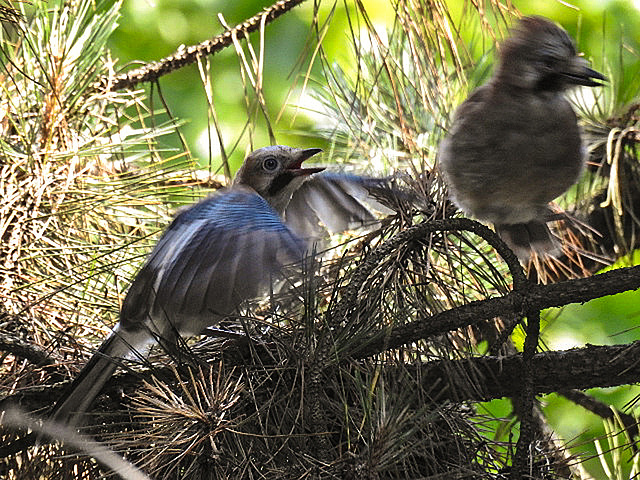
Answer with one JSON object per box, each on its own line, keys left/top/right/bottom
{"left": 403, "top": 341, "right": 640, "bottom": 403}
{"left": 106, "top": 0, "right": 310, "bottom": 91}
{"left": 353, "top": 264, "right": 640, "bottom": 359}
{"left": 0, "top": 331, "right": 54, "bottom": 366}
{"left": 4, "top": 340, "right": 640, "bottom": 415}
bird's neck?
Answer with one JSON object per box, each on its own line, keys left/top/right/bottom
{"left": 264, "top": 190, "right": 295, "bottom": 216}
{"left": 494, "top": 64, "right": 570, "bottom": 95}
{"left": 233, "top": 181, "right": 301, "bottom": 217}
{"left": 490, "top": 77, "right": 566, "bottom": 100}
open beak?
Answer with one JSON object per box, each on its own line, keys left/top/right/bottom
{"left": 287, "top": 148, "right": 325, "bottom": 176}
{"left": 562, "top": 57, "right": 607, "bottom": 87}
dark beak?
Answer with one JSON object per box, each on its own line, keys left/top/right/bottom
{"left": 287, "top": 148, "right": 325, "bottom": 176}
{"left": 562, "top": 58, "right": 607, "bottom": 87}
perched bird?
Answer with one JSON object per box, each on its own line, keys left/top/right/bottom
{"left": 438, "top": 16, "right": 605, "bottom": 258}
{"left": 50, "top": 145, "right": 388, "bottom": 427}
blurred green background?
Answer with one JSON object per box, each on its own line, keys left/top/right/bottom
{"left": 108, "top": 0, "right": 640, "bottom": 174}
{"left": 108, "top": 0, "right": 394, "bottom": 174}
{"left": 107, "top": 1, "right": 640, "bottom": 478}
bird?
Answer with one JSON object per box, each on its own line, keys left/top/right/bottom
{"left": 438, "top": 15, "right": 605, "bottom": 259}
{"left": 47, "top": 145, "right": 393, "bottom": 428}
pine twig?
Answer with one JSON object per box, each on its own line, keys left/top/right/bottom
{"left": 106, "top": 0, "right": 310, "bottom": 91}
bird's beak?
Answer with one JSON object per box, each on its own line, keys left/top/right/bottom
{"left": 287, "top": 148, "right": 325, "bottom": 176}
{"left": 562, "top": 57, "right": 607, "bottom": 87}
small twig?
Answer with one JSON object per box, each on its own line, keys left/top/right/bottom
{"left": 560, "top": 389, "right": 639, "bottom": 446}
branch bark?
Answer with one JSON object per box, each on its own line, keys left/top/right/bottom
{"left": 4, "top": 340, "right": 640, "bottom": 413}
{"left": 352, "top": 264, "right": 640, "bottom": 359}
{"left": 0, "top": 331, "right": 54, "bottom": 367}
{"left": 105, "top": 0, "right": 310, "bottom": 91}
{"left": 403, "top": 340, "right": 640, "bottom": 403}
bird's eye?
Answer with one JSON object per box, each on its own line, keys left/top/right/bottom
{"left": 262, "top": 157, "right": 279, "bottom": 172}
{"left": 539, "top": 51, "right": 557, "bottom": 70}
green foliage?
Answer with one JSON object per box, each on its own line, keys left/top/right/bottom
{"left": 108, "top": 0, "right": 336, "bottom": 172}
{"left": 0, "top": 0, "right": 197, "bottom": 360}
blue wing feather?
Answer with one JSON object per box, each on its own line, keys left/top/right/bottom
{"left": 120, "top": 189, "right": 305, "bottom": 335}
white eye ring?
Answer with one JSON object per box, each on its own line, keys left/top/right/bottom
{"left": 263, "top": 157, "right": 279, "bottom": 171}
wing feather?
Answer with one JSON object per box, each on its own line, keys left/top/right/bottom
{"left": 120, "top": 189, "right": 305, "bottom": 336}
{"left": 285, "top": 173, "right": 398, "bottom": 239}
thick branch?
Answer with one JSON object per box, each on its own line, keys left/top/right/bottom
{"left": 353, "top": 264, "right": 640, "bottom": 358}
{"left": 4, "top": 265, "right": 640, "bottom": 407}
{"left": 4, "top": 340, "right": 640, "bottom": 413}
{"left": 405, "top": 341, "right": 640, "bottom": 403}
{"left": 0, "top": 331, "right": 54, "bottom": 366}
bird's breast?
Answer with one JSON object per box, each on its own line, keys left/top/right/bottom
{"left": 439, "top": 88, "right": 585, "bottom": 223}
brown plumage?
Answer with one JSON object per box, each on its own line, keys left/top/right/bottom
{"left": 438, "top": 16, "right": 605, "bottom": 259}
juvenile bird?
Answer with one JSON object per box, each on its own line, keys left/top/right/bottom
{"left": 438, "top": 16, "right": 605, "bottom": 258}
{"left": 50, "top": 145, "right": 387, "bottom": 427}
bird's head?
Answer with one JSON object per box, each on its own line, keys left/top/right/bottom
{"left": 233, "top": 145, "right": 324, "bottom": 214}
{"left": 496, "top": 16, "right": 606, "bottom": 92}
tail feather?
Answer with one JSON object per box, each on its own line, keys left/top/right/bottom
{"left": 52, "top": 325, "right": 153, "bottom": 426}
{"left": 495, "top": 221, "right": 559, "bottom": 260}
{"left": 0, "top": 325, "right": 153, "bottom": 457}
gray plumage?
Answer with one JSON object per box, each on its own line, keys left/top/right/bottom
{"left": 285, "top": 172, "right": 394, "bottom": 240}
{"left": 438, "top": 16, "right": 605, "bottom": 258}
{"left": 52, "top": 145, "right": 394, "bottom": 426}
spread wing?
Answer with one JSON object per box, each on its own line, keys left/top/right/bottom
{"left": 284, "top": 172, "right": 397, "bottom": 240}
{"left": 120, "top": 189, "right": 305, "bottom": 335}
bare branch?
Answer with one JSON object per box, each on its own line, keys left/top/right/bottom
{"left": 106, "top": 0, "right": 310, "bottom": 91}
{"left": 0, "top": 331, "right": 54, "bottom": 367}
